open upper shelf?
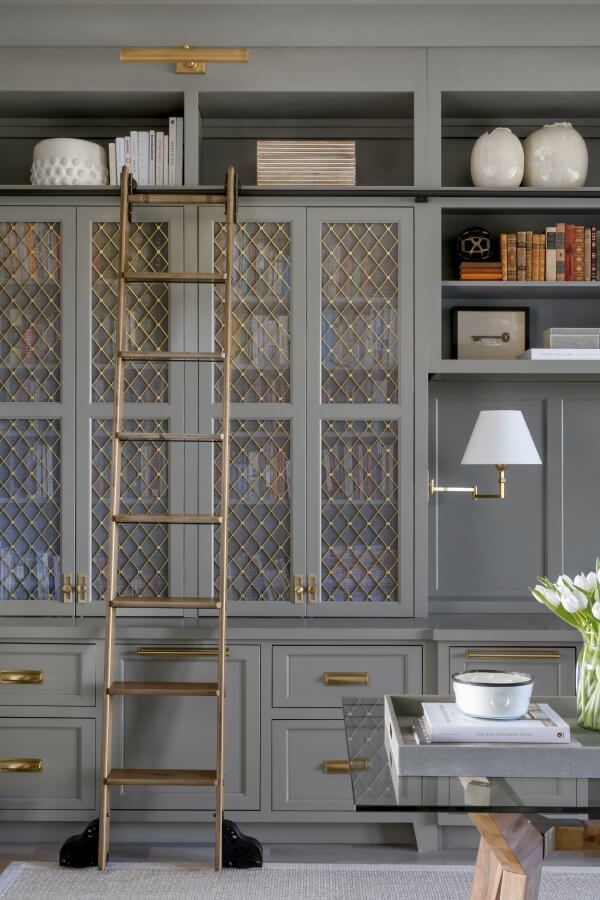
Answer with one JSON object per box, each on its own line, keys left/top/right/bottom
{"left": 442, "top": 90, "right": 600, "bottom": 188}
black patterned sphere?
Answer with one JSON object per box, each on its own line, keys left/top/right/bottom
{"left": 456, "top": 226, "right": 492, "bottom": 261}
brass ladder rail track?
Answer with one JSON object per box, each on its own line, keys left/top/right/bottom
{"left": 98, "top": 165, "right": 237, "bottom": 873}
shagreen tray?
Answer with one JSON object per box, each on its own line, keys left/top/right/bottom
{"left": 384, "top": 695, "right": 600, "bottom": 779}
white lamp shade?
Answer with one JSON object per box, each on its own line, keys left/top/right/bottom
{"left": 461, "top": 410, "right": 542, "bottom": 466}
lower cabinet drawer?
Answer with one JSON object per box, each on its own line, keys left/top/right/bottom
{"left": 0, "top": 717, "right": 95, "bottom": 810}
{"left": 272, "top": 645, "right": 423, "bottom": 708}
{"left": 0, "top": 643, "right": 95, "bottom": 706}
{"left": 447, "top": 646, "right": 576, "bottom": 695}
{"left": 272, "top": 720, "right": 354, "bottom": 811}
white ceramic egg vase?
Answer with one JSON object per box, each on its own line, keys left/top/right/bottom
{"left": 31, "top": 138, "right": 109, "bottom": 186}
{"left": 470, "top": 127, "right": 524, "bottom": 188}
{"left": 523, "top": 122, "right": 588, "bottom": 188}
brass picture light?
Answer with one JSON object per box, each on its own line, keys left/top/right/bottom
{"left": 428, "top": 409, "right": 542, "bottom": 502}
{"left": 120, "top": 44, "right": 249, "bottom": 75}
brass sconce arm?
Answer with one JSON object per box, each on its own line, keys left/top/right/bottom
{"left": 120, "top": 45, "right": 249, "bottom": 75}
{"left": 428, "top": 464, "right": 506, "bottom": 501}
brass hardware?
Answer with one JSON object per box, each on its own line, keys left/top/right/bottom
{"left": 61, "top": 573, "right": 73, "bottom": 603}
{"left": 137, "top": 646, "right": 230, "bottom": 657}
{"left": 307, "top": 574, "right": 319, "bottom": 604}
{"left": 466, "top": 649, "right": 560, "bottom": 661}
{"left": 0, "top": 670, "right": 44, "bottom": 685}
{"left": 0, "top": 759, "right": 43, "bottom": 773}
{"left": 120, "top": 44, "right": 249, "bottom": 75}
{"left": 293, "top": 575, "right": 305, "bottom": 604}
{"left": 323, "top": 672, "right": 370, "bottom": 686}
{"left": 76, "top": 573, "right": 88, "bottom": 603}
{"left": 322, "top": 758, "right": 369, "bottom": 774}
{"left": 429, "top": 464, "right": 507, "bottom": 502}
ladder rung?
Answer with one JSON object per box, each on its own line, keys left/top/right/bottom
{"left": 112, "top": 596, "right": 220, "bottom": 609}
{"left": 128, "top": 192, "right": 226, "bottom": 206}
{"left": 118, "top": 431, "right": 223, "bottom": 443}
{"left": 114, "top": 513, "right": 221, "bottom": 524}
{"left": 124, "top": 271, "right": 226, "bottom": 284}
{"left": 106, "top": 768, "right": 217, "bottom": 787}
{"left": 109, "top": 681, "right": 219, "bottom": 696}
{"left": 120, "top": 350, "right": 225, "bottom": 362}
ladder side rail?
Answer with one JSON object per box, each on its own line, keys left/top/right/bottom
{"left": 98, "top": 166, "right": 131, "bottom": 870}
{"left": 214, "top": 167, "right": 236, "bottom": 871}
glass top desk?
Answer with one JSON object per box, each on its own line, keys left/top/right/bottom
{"left": 342, "top": 697, "right": 600, "bottom": 900}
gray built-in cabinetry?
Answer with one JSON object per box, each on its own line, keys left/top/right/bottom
{"left": 0, "top": 43, "right": 597, "bottom": 847}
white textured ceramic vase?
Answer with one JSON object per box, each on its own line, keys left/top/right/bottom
{"left": 470, "top": 128, "right": 524, "bottom": 188}
{"left": 31, "top": 138, "right": 109, "bottom": 186}
{"left": 524, "top": 122, "right": 588, "bottom": 188}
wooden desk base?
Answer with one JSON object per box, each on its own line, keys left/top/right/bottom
{"left": 469, "top": 813, "right": 543, "bottom": 900}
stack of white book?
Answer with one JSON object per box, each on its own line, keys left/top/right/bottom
{"left": 415, "top": 701, "right": 570, "bottom": 744}
{"left": 107, "top": 117, "right": 183, "bottom": 186}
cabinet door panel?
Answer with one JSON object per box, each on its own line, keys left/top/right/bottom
{"left": 0, "top": 209, "right": 76, "bottom": 615}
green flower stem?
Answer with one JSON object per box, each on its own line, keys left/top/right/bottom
{"left": 577, "top": 631, "right": 600, "bottom": 731}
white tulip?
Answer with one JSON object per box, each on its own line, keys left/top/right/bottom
{"left": 559, "top": 586, "right": 588, "bottom": 614}
{"left": 575, "top": 571, "right": 598, "bottom": 592}
{"left": 558, "top": 574, "right": 575, "bottom": 592}
{"left": 592, "top": 602, "right": 600, "bottom": 620}
{"left": 535, "top": 585, "right": 560, "bottom": 607}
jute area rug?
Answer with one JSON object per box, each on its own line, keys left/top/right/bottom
{"left": 1, "top": 861, "right": 599, "bottom": 899}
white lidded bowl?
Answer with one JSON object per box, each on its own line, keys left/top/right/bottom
{"left": 452, "top": 669, "right": 534, "bottom": 720}
{"left": 31, "top": 138, "right": 109, "bottom": 186}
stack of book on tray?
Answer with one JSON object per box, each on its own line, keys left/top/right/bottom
{"left": 520, "top": 327, "right": 600, "bottom": 361}
{"left": 458, "top": 261, "right": 503, "bottom": 281}
{"left": 414, "top": 701, "right": 570, "bottom": 745}
{"left": 107, "top": 118, "right": 184, "bottom": 186}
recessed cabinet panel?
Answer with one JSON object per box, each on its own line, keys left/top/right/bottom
{"left": 563, "top": 399, "right": 600, "bottom": 575}
{"left": 447, "top": 646, "right": 576, "bottom": 696}
{"left": 111, "top": 645, "right": 260, "bottom": 809}
{"left": 273, "top": 645, "right": 422, "bottom": 707}
{"left": 272, "top": 720, "right": 354, "bottom": 811}
{"left": 0, "top": 717, "right": 95, "bottom": 810}
{"left": 0, "top": 643, "right": 95, "bottom": 706}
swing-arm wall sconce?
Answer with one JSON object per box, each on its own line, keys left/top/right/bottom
{"left": 428, "top": 410, "right": 541, "bottom": 502}
{"left": 120, "top": 45, "right": 249, "bottom": 75}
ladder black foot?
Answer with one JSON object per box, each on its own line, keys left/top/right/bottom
{"left": 222, "top": 819, "right": 263, "bottom": 868}
{"left": 59, "top": 818, "right": 100, "bottom": 868}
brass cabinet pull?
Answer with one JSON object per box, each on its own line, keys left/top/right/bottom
{"left": 323, "top": 672, "right": 370, "bottom": 686}
{"left": 62, "top": 573, "right": 73, "bottom": 603}
{"left": 307, "top": 574, "right": 319, "bottom": 604}
{"left": 137, "top": 646, "right": 230, "bottom": 657}
{"left": 0, "top": 759, "right": 43, "bottom": 773}
{"left": 76, "top": 573, "right": 89, "bottom": 603}
{"left": 292, "top": 575, "right": 305, "bottom": 605}
{"left": 322, "top": 758, "right": 369, "bottom": 774}
{"left": 0, "top": 670, "right": 44, "bottom": 685}
{"left": 466, "top": 649, "right": 560, "bottom": 661}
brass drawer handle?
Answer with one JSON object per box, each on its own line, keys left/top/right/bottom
{"left": 137, "top": 646, "right": 230, "bottom": 657}
{"left": 323, "top": 672, "right": 370, "bottom": 686}
{"left": 0, "top": 670, "right": 44, "bottom": 685}
{"left": 322, "top": 758, "right": 369, "bottom": 774}
{"left": 466, "top": 649, "right": 560, "bottom": 661}
{"left": 0, "top": 759, "right": 43, "bottom": 773}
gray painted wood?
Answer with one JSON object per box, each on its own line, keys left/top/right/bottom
{"left": 0, "top": 643, "right": 95, "bottom": 706}
{"left": 272, "top": 644, "right": 422, "bottom": 708}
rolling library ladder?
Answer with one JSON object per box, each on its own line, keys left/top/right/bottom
{"left": 98, "top": 166, "right": 237, "bottom": 871}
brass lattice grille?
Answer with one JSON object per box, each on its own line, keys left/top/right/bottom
{"left": 91, "top": 419, "right": 169, "bottom": 602}
{"left": 321, "top": 420, "right": 398, "bottom": 602}
{"left": 92, "top": 222, "right": 169, "bottom": 403}
{"left": 0, "top": 222, "right": 61, "bottom": 402}
{"left": 214, "top": 222, "right": 291, "bottom": 403}
{"left": 321, "top": 222, "right": 398, "bottom": 404}
{"left": 0, "top": 419, "right": 61, "bottom": 601}
{"left": 214, "top": 419, "right": 290, "bottom": 601}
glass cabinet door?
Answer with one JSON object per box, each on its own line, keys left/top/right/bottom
{"left": 76, "top": 207, "right": 185, "bottom": 615}
{"left": 307, "top": 209, "right": 414, "bottom": 616}
{"left": 0, "top": 209, "right": 76, "bottom": 614}
{"left": 198, "top": 207, "right": 307, "bottom": 615}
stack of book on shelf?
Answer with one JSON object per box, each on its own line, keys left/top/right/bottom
{"left": 414, "top": 701, "right": 570, "bottom": 745}
{"left": 498, "top": 224, "right": 599, "bottom": 281}
{"left": 520, "top": 327, "right": 600, "bottom": 360}
{"left": 459, "top": 261, "right": 503, "bottom": 281}
{"left": 107, "top": 118, "right": 184, "bottom": 186}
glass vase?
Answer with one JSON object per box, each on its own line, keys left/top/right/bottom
{"left": 577, "top": 631, "right": 600, "bottom": 730}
